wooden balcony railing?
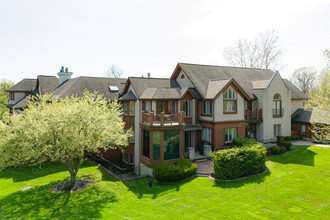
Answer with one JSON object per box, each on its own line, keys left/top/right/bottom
{"left": 141, "top": 111, "right": 184, "bottom": 126}
{"left": 245, "top": 109, "right": 263, "bottom": 120}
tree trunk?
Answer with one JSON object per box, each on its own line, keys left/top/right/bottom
{"left": 62, "top": 158, "right": 84, "bottom": 189}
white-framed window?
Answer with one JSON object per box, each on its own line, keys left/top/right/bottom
{"left": 202, "top": 128, "right": 212, "bottom": 142}
{"left": 224, "top": 86, "right": 237, "bottom": 113}
{"left": 225, "top": 128, "right": 237, "bottom": 143}
{"left": 123, "top": 153, "right": 134, "bottom": 165}
{"left": 202, "top": 101, "right": 212, "bottom": 115}
{"left": 274, "top": 124, "right": 282, "bottom": 137}
{"left": 301, "top": 125, "right": 306, "bottom": 134}
{"left": 123, "top": 102, "right": 128, "bottom": 115}
{"left": 183, "top": 100, "right": 191, "bottom": 117}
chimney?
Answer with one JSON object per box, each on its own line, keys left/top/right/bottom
{"left": 148, "top": 72, "right": 150, "bottom": 78}
{"left": 57, "top": 66, "right": 73, "bottom": 85}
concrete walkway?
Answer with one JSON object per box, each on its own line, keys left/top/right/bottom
{"left": 291, "top": 140, "right": 330, "bottom": 147}
{"left": 196, "top": 160, "right": 213, "bottom": 175}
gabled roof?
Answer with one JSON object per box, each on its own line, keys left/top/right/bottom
{"left": 119, "top": 90, "right": 137, "bottom": 101}
{"left": 37, "top": 75, "right": 58, "bottom": 95}
{"left": 171, "top": 63, "right": 273, "bottom": 99}
{"left": 51, "top": 76, "right": 126, "bottom": 101}
{"left": 292, "top": 108, "right": 328, "bottom": 124}
{"left": 7, "top": 79, "right": 37, "bottom": 92}
{"left": 205, "top": 79, "right": 231, "bottom": 99}
{"left": 140, "top": 88, "right": 181, "bottom": 100}
{"left": 170, "top": 63, "right": 307, "bottom": 100}
{"left": 284, "top": 79, "right": 308, "bottom": 100}
{"left": 123, "top": 77, "right": 180, "bottom": 98}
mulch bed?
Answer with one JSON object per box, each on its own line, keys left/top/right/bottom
{"left": 50, "top": 178, "right": 95, "bottom": 193}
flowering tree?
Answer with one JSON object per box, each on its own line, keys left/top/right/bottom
{"left": 0, "top": 91, "right": 131, "bottom": 186}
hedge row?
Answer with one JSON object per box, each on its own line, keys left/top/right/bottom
{"left": 211, "top": 140, "right": 266, "bottom": 180}
{"left": 231, "top": 137, "right": 260, "bottom": 148}
{"left": 284, "top": 135, "right": 303, "bottom": 141}
{"left": 153, "top": 159, "right": 197, "bottom": 182}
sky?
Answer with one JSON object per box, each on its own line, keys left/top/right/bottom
{"left": 0, "top": 0, "right": 329, "bottom": 83}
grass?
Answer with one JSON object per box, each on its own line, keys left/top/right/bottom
{"left": 0, "top": 145, "right": 329, "bottom": 219}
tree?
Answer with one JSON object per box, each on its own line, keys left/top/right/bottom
{"left": 304, "top": 49, "right": 330, "bottom": 142}
{"left": 290, "top": 67, "right": 317, "bottom": 94}
{"left": 104, "top": 64, "right": 123, "bottom": 78}
{"left": 223, "top": 30, "right": 282, "bottom": 70}
{"left": 0, "top": 91, "right": 131, "bottom": 187}
{"left": 0, "top": 79, "right": 14, "bottom": 120}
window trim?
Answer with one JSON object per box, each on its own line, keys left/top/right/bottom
{"left": 273, "top": 124, "right": 282, "bottom": 137}
{"left": 123, "top": 101, "right": 135, "bottom": 116}
{"left": 10, "top": 92, "right": 15, "bottom": 100}
{"left": 202, "top": 100, "right": 212, "bottom": 116}
{"left": 225, "top": 128, "right": 237, "bottom": 143}
{"left": 182, "top": 100, "right": 191, "bottom": 117}
{"left": 273, "top": 93, "right": 282, "bottom": 118}
{"left": 301, "top": 125, "right": 306, "bottom": 135}
{"left": 142, "top": 100, "right": 152, "bottom": 113}
{"left": 223, "top": 87, "right": 237, "bottom": 114}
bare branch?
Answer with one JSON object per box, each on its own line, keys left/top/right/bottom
{"left": 104, "top": 64, "right": 123, "bottom": 78}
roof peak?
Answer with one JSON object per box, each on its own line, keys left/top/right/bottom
{"left": 179, "top": 62, "right": 272, "bottom": 71}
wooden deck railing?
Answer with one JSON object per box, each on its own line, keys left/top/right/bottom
{"left": 141, "top": 111, "right": 184, "bottom": 126}
{"left": 245, "top": 109, "right": 263, "bottom": 120}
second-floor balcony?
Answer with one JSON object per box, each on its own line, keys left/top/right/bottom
{"left": 141, "top": 111, "right": 184, "bottom": 126}
{"left": 245, "top": 109, "right": 263, "bottom": 121}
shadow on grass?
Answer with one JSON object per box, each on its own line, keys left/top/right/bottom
{"left": 212, "top": 169, "right": 271, "bottom": 188}
{"left": 0, "top": 180, "right": 117, "bottom": 219}
{"left": 268, "top": 145, "right": 316, "bottom": 166}
{"left": 0, "top": 160, "right": 94, "bottom": 182}
{"left": 122, "top": 176, "right": 196, "bottom": 200}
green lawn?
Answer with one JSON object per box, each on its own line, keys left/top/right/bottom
{"left": 0, "top": 145, "right": 329, "bottom": 219}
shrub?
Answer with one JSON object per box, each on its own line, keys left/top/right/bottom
{"left": 284, "top": 136, "right": 292, "bottom": 141}
{"left": 211, "top": 142, "right": 266, "bottom": 180}
{"left": 278, "top": 140, "right": 292, "bottom": 151}
{"left": 279, "top": 146, "right": 287, "bottom": 154}
{"left": 232, "top": 138, "right": 259, "bottom": 148}
{"left": 153, "top": 159, "right": 197, "bottom": 182}
{"left": 269, "top": 146, "right": 281, "bottom": 155}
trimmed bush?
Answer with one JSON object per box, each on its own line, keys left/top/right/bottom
{"left": 211, "top": 142, "right": 266, "bottom": 180}
{"left": 284, "top": 135, "right": 303, "bottom": 141}
{"left": 269, "top": 146, "right": 281, "bottom": 155}
{"left": 153, "top": 159, "right": 197, "bottom": 182}
{"left": 284, "top": 136, "right": 292, "bottom": 141}
{"left": 232, "top": 137, "right": 259, "bottom": 148}
{"left": 278, "top": 140, "right": 292, "bottom": 151}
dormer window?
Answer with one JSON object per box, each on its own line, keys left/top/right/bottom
{"left": 10, "top": 92, "right": 15, "bottom": 100}
{"left": 223, "top": 86, "right": 237, "bottom": 113}
{"left": 273, "top": 93, "right": 282, "bottom": 117}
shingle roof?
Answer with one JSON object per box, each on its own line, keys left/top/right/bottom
{"left": 284, "top": 79, "right": 308, "bottom": 100}
{"left": 7, "top": 79, "right": 37, "bottom": 92}
{"left": 37, "top": 75, "right": 59, "bottom": 95}
{"left": 205, "top": 79, "right": 231, "bottom": 99}
{"left": 292, "top": 108, "right": 328, "bottom": 124}
{"left": 127, "top": 77, "right": 180, "bottom": 98}
{"left": 12, "top": 95, "right": 30, "bottom": 109}
{"left": 52, "top": 77, "right": 126, "bottom": 101}
{"left": 177, "top": 63, "right": 273, "bottom": 99}
{"left": 140, "top": 88, "right": 181, "bottom": 99}
{"left": 119, "top": 90, "right": 137, "bottom": 101}
{"left": 176, "top": 63, "right": 307, "bottom": 100}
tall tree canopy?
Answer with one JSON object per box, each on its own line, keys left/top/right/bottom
{"left": 0, "top": 79, "right": 14, "bottom": 120}
{"left": 0, "top": 91, "right": 131, "bottom": 186}
{"left": 223, "top": 30, "right": 282, "bottom": 71}
{"left": 304, "top": 49, "right": 330, "bottom": 142}
{"left": 290, "top": 66, "right": 317, "bottom": 94}
{"left": 104, "top": 64, "right": 123, "bottom": 78}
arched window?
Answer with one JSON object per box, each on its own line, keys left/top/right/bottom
{"left": 224, "top": 86, "right": 237, "bottom": 113}
{"left": 273, "top": 93, "right": 282, "bottom": 117}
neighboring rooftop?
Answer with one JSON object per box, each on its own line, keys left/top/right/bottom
{"left": 292, "top": 108, "right": 328, "bottom": 124}
{"left": 37, "top": 75, "right": 59, "bottom": 95}
{"left": 7, "top": 79, "right": 37, "bottom": 92}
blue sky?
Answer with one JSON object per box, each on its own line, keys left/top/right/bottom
{"left": 0, "top": 0, "right": 329, "bottom": 83}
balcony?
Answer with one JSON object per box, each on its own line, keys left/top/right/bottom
{"left": 245, "top": 109, "right": 263, "bottom": 121}
{"left": 141, "top": 111, "right": 184, "bottom": 126}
